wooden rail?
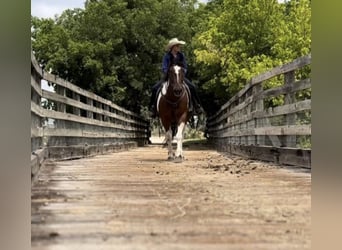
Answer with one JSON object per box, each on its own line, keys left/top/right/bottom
{"left": 31, "top": 52, "right": 150, "bottom": 178}
{"left": 206, "top": 54, "right": 311, "bottom": 167}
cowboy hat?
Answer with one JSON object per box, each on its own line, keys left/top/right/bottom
{"left": 165, "top": 38, "right": 186, "bottom": 51}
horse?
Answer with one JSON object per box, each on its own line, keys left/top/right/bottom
{"left": 157, "top": 64, "right": 190, "bottom": 162}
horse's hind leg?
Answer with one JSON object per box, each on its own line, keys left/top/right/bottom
{"left": 165, "top": 129, "right": 174, "bottom": 160}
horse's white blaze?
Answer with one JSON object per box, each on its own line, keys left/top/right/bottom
{"left": 175, "top": 122, "right": 185, "bottom": 157}
{"left": 174, "top": 65, "right": 181, "bottom": 83}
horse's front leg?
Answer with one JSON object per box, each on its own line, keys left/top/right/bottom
{"left": 165, "top": 129, "right": 174, "bottom": 160}
{"left": 174, "top": 122, "right": 186, "bottom": 162}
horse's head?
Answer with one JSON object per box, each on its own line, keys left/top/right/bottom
{"left": 167, "top": 64, "right": 185, "bottom": 97}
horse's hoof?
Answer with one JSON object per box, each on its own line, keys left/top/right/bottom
{"left": 173, "top": 156, "right": 183, "bottom": 163}
{"left": 167, "top": 156, "right": 174, "bottom": 161}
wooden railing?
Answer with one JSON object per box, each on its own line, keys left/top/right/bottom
{"left": 206, "top": 54, "right": 311, "bottom": 168}
{"left": 31, "top": 52, "right": 150, "bottom": 177}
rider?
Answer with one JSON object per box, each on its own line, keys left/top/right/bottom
{"left": 149, "top": 38, "right": 203, "bottom": 118}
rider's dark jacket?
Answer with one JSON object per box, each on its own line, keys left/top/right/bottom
{"left": 162, "top": 52, "right": 188, "bottom": 75}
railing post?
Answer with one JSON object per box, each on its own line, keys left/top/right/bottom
{"left": 245, "top": 89, "right": 253, "bottom": 145}
{"left": 253, "top": 83, "right": 265, "bottom": 146}
{"left": 284, "top": 70, "right": 297, "bottom": 147}
{"left": 97, "top": 101, "right": 103, "bottom": 121}
{"left": 72, "top": 92, "right": 81, "bottom": 116}
{"left": 103, "top": 104, "right": 109, "bottom": 122}
{"left": 86, "top": 98, "right": 93, "bottom": 119}
{"left": 55, "top": 85, "right": 66, "bottom": 113}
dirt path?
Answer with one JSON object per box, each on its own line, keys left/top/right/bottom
{"left": 32, "top": 142, "right": 311, "bottom": 250}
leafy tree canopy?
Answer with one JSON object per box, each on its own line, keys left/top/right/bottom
{"left": 31, "top": 0, "right": 311, "bottom": 116}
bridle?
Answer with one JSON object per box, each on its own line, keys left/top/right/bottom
{"left": 162, "top": 65, "right": 187, "bottom": 108}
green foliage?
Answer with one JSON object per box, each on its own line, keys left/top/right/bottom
{"left": 297, "top": 135, "right": 311, "bottom": 149}
{"left": 31, "top": 0, "right": 311, "bottom": 118}
{"left": 184, "top": 128, "right": 204, "bottom": 140}
{"left": 191, "top": 0, "right": 311, "bottom": 115}
{"left": 32, "top": 0, "right": 198, "bottom": 114}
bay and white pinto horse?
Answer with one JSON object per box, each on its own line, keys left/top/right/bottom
{"left": 157, "top": 64, "right": 190, "bottom": 162}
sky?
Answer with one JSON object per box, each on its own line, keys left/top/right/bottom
{"left": 31, "top": 0, "right": 210, "bottom": 19}
{"left": 31, "top": 0, "right": 86, "bottom": 18}
{"left": 31, "top": 0, "right": 286, "bottom": 19}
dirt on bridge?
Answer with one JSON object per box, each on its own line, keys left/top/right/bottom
{"left": 31, "top": 140, "right": 311, "bottom": 250}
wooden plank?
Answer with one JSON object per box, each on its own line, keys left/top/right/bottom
{"left": 38, "top": 93, "right": 141, "bottom": 125}
{"left": 209, "top": 54, "right": 311, "bottom": 120}
{"left": 209, "top": 124, "right": 311, "bottom": 137}
{"left": 42, "top": 90, "right": 146, "bottom": 126}
{"left": 213, "top": 142, "right": 311, "bottom": 168}
{"left": 43, "top": 128, "right": 134, "bottom": 139}
{"left": 208, "top": 79, "right": 311, "bottom": 128}
{"left": 211, "top": 124, "right": 310, "bottom": 138}
{"left": 31, "top": 101, "right": 45, "bottom": 118}
{"left": 254, "top": 125, "right": 311, "bottom": 136}
{"left": 31, "top": 75, "right": 43, "bottom": 96}
{"left": 207, "top": 99, "right": 311, "bottom": 135}
{"left": 251, "top": 54, "right": 311, "bottom": 85}
{"left": 31, "top": 126, "right": 44, "bottom": 138}
{"left": 229, "top": 99, "right": 310, "bottom": 127}
{"left": 263, "top": 99, "right": 311, "bottom": 118}
{"left": 31, "top": 148, "right": 48, "bottom": 179}
{"left": 30, "top": 54, "right": 150, "bottom": 149}
{"left": 72, "top": 92, "right": 81, "bottom": 116}
{"left": 221, "top": 128, "right": 255, "bottom": 137}
{"left": 55, "top": 85, "right": 66, "bottom": 113}
{"left": 31, "top": 52, "right": 43, "bottom": 77}
{"left": 42, "top": 71, "right": 144, "bottom": 120}
{"left": 42, "top": 90, "right": 68, "bottom": 106}
{"left": 261, "top": 78, "right": 311, "bottom": 99}
{"left": 46, "top": 142, "right": 138, "bottom": 160}
{"left": 284, "top": 71, "right": 297, "bottom": 147}
{"left": 32, "top": 143, "right": 311, "bottom": 250}
{"left": 43, "top": 109, "right": 147, "bottom": 132}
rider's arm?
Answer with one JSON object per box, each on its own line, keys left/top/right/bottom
{"left": 181, "top": 53, "right": 188, "bottom": 75}
{"left": 162, "top": 54, "right": 169, "bottom": 75}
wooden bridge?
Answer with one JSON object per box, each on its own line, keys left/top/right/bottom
{"left": 31, "top": 53, "right": 311, "bottom": 249}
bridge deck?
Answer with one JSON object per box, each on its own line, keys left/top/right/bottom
{"left": 31, "top": 141, "right": 311, "bottom": 250}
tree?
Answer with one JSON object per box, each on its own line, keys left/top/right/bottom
{"left": 31, "top": 0, "right": 198, "bottom": 114}
{"left": 31, "top": 0, "right": 311, "bottom": 117}
{"left": 191, "top": 0, "right": 311, "bottom": 115}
